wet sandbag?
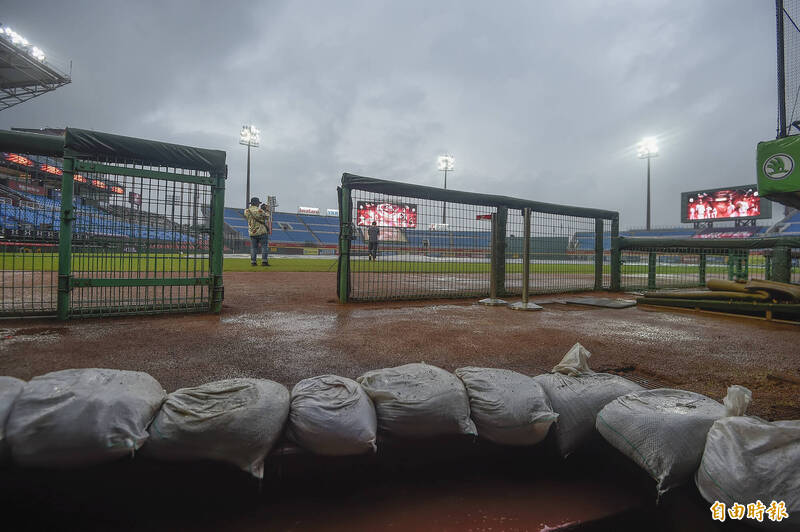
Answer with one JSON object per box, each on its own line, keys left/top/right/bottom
{"left": 643, "top": 289, "right": 771, "bottom": 301}
{"left": 6, "top": 368, "right": 166, "bottom": 468}
{"left": 455, "top": 367, "right": 557, "bottom": 446}
{"left": 696, "top": 416, "right": 800, "bottom": 520}
{"left": 0, "top": 377, "right": 25, "bottom": 462}
{"left": 287, "top": 375, "right": 377, "bottom": 456}
{"left": 745, "top": 279, "right": 800, "bottom": 302}
{"left": 533, "top": 372, "right": 643, "bottom": 457}
{"left": 145, "top": 378, "right": 289, "bottom": 478}
{"left": 596, "top": 386, "right": 750, "bottom": 495}
{"left": 357, "top": 363, "right": 477, "bottom": 439}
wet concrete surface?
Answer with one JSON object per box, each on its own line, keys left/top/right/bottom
{"left": 1, "top": 272, "right": 798, "bottom": 420}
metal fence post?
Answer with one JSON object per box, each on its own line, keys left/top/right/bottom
{"left": 479, "top": 211, "right": 507, "bottom": 306}
{"left": 509, "top": 208, "right": 541, "bottom": 310}
{"left": 57, "top": 154, "right": 76, "bottom": 320}
{"left": 610, "top": 216, "right": 621, "bottom": 291}
{"left": 594, "top": 218, "right": 603, "bottom": 290}
{"left": 698, "top": 252, "right": 707, "bottom": 286}
{"left": 765, "top": 252, "right": 772, "bottom": 280}
{"left": 209, "top": 168, "right": 226, "bottom": 313}
{"left": 337, "top": 185, "right": 352, "bottom": 303}
{"left": 495, "top": 207, "right": 507, "bottom": 297}
{"left": 773, "top": 245, "right": 791, "bottom": 283}
{"left": 647, "top": 252, "right": 657, "bottom": 290}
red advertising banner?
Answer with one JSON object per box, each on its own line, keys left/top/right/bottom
{"left": 356, "top": 201, "right": 418, "bottom": 228}
{"left": 7, "top": 180, "right": 46, "bottom": 196}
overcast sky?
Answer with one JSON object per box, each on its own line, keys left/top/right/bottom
{"left": 0, "top": 1, "right": 784, "bottom": 227}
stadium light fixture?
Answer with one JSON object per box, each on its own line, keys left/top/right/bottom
{"left": 637, "top": 137, "right": 659, "bottom": 230}
{"left": 239, "top": 125, "right": 260, "bottom": 208}
{"left": 437, "top": 154, "right": 454, "bottom": 224}
{"left": 0, "top": 26, "right": 47, "bottom": 62}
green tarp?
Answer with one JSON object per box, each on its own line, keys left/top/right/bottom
{"left": 341, "top": 173, "right": 618, "bottom": 220}
{"left": 757, "top": 136, "right": 800, "bottom": 210}
{"left": 65, "top": 128, "right": 226, "bottom": 173}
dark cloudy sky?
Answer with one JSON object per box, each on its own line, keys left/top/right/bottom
{"left": 0, "top": 1, "right": 783, "bottom": 227}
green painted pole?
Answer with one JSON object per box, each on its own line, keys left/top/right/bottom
{"left": 698, "top": 252, "right": 707, "bottom": 286}
{"left": 594, "top": 218, "right": 603, "bottom": 290}
{"left": 765, "top": 253, "right": 772, "bottom": 281}
{"left": 494, "top": 207, "right": 507, "bottom": 297}
{"left": 57, "top": 155, "right": 76, "bottom": 320}
{"left": 610, "top": 216, "right": 621, "bottom": 291}
{"left": 773, "top": 245, "right": 791, "bottom": 283}
{"left": 338, "top": 186, "right": 352, "bottom": 303}
{"left": 209, "top": 169, "right": 226, "bottom": 313}
{"left": 647, "top": 252, "right": 657, "bottom": 290}
{"left": 522, "top": 208, "right": 531, "bottom": 303}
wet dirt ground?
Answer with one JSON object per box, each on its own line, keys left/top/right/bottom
{"left": 1, "top": 271, "right": 795, "bottom": 531}
{"left": 1, "top": 271, "right": 798, "bottom": 420}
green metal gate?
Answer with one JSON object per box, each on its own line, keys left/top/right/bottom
{"left": 0, "top": 128, "right": 227, "bottom": 318}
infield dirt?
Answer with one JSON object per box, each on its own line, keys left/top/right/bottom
{"left": 1, "top": 271, "right": 798, "bottom": 421}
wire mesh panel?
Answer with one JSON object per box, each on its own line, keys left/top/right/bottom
{"left": 348, "top": 188, "right": 495, "bottom": 301}
{"left": 339, "top": 173, "right": 618, "bottom": 302}
{"left": 780, "top": 0, "right": 800, "bottom": 136}
{"left": 505, "top": 212, "right": 603, "bottom": 295}
{"left": 68, "top": 155, "right": 213, "bottom": 316}
{"left": 617, "top": 237, "right": 800, "bottom": 291}
{"left": 0, "top": 153, "right": 62, "bottom": 316}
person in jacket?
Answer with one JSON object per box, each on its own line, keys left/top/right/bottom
{"left": 367, "top": 221, "right": 379, "bottom": 261}
{"left": 244, "top": 197, "right": 271, "bottom": 266}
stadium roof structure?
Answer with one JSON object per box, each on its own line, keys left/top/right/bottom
{"left": 0, "top": 24, "right": 71, "bottom": 111}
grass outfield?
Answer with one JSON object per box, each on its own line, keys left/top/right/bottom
{"left": 0, "top": 252, "right": 783, "bottom": 276}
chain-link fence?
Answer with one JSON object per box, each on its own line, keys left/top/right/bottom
{"left": 778, "top": 0, "right": 800, "bottom": 137}
{"left": 337, "top": 173, "right": 618, "bottom": 302}
{"left": 0, "top": 128, "right": 226, "bottom": 319}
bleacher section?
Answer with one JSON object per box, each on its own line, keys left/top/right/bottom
{"left": 776, "top": 210, "right": 800, "bottom": 235}
{"left": 0, "top": 187, "right": 197, "bottom": 244}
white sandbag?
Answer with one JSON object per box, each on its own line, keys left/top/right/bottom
{"left": 455, "top": 367, "right": 557, "bottom": 446}
{"left": 696, "top": 416, "right": 800, "bottom": 521}
{"left": 0, "top": 377, "right": 25, "bottom": 462}
{"left": 533, "top": 372, "right": 643, "bottom": 457}
{"left": 145, "top": 378, "right": 289, "bottom": 478}
{"left": 6, "top": 368, "right": 166, "bottom": 468}
{"left": 287, "top": 375, "right": 377, "bottom": 456}
{"left": 596, "top": 387, "right": 747, "bottom": 495}
{"left": 455, "top": 367, "right": 558, "bottom": 445}
{"left": 357, "top": 363, "right": 477, "bottom": 438}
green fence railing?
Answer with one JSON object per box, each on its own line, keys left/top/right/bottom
{"left": 337, "top": 173, "right": 619, "bottom": 302}
{"left": 0, "top": 128, "right": 227, "bottom": 319}
{"left": 614, "top": 236, "right": 800, "bottom": 291}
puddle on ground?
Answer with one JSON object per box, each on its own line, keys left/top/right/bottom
{"left": 0, "top": 327, "right": 68, "bottom": 346}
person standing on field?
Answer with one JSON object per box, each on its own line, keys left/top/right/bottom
{"left": 367, "top": 221, "right": 379, "bottom": 261}
{"left": 244, "top": 197, "right": 271, "bottom": 266}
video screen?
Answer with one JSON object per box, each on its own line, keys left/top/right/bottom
{"left": 356, "top": 201, "right": 417, "bottom": 228}
{"left": 682, "top": 186, "right": 770, "bottom": 222}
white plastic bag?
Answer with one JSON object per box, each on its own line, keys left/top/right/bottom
{"left": 145, "top": 378, "right": 289, "bottom": 478}
{"left": 287, "top": 375, "right": 377, "bottom": 456}
{"left": 357, "top": 363, "right": 477, "bottom": 439}
{"left": 596, "top": 387, "right": 748, "bottom": 495}
{"left": 0, "top": 376, "right": 25, "bottom": 462}
{"left": 534, "top": 372, "right": 643, "bottom": 457}
{"left": 6, "top": 368, "right": 166, "bottom": 467}
{"left": 696, "top": 416, "right": 800, "bottom": 521}
{"left": 455, "top": 367, "right": 557, "bottom": 446}
{"left": 551, "top": 342, "right": 593, "bottom": 376}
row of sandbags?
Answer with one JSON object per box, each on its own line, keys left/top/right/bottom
{"left": 0, "top": 344, "right": 636, "bottom": 476}
{"left": 0, "top": 346, "right": 797, "bottom": 518}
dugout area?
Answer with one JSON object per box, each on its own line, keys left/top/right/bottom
{"left": 0, "top": 128, "right": 227, "bottom": 318}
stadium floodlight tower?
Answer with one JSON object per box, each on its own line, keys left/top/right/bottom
{"left": 0, "top": 24, "right": 72, "bottom": 111}
{"left": 239, "top": 125, "right": 260, "bottom": 208}
{"left": 437, "top": 154, "right": 454, "bottom": 224}
{"left": 637, "top": 137, "right": 659, "bottom": 231}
